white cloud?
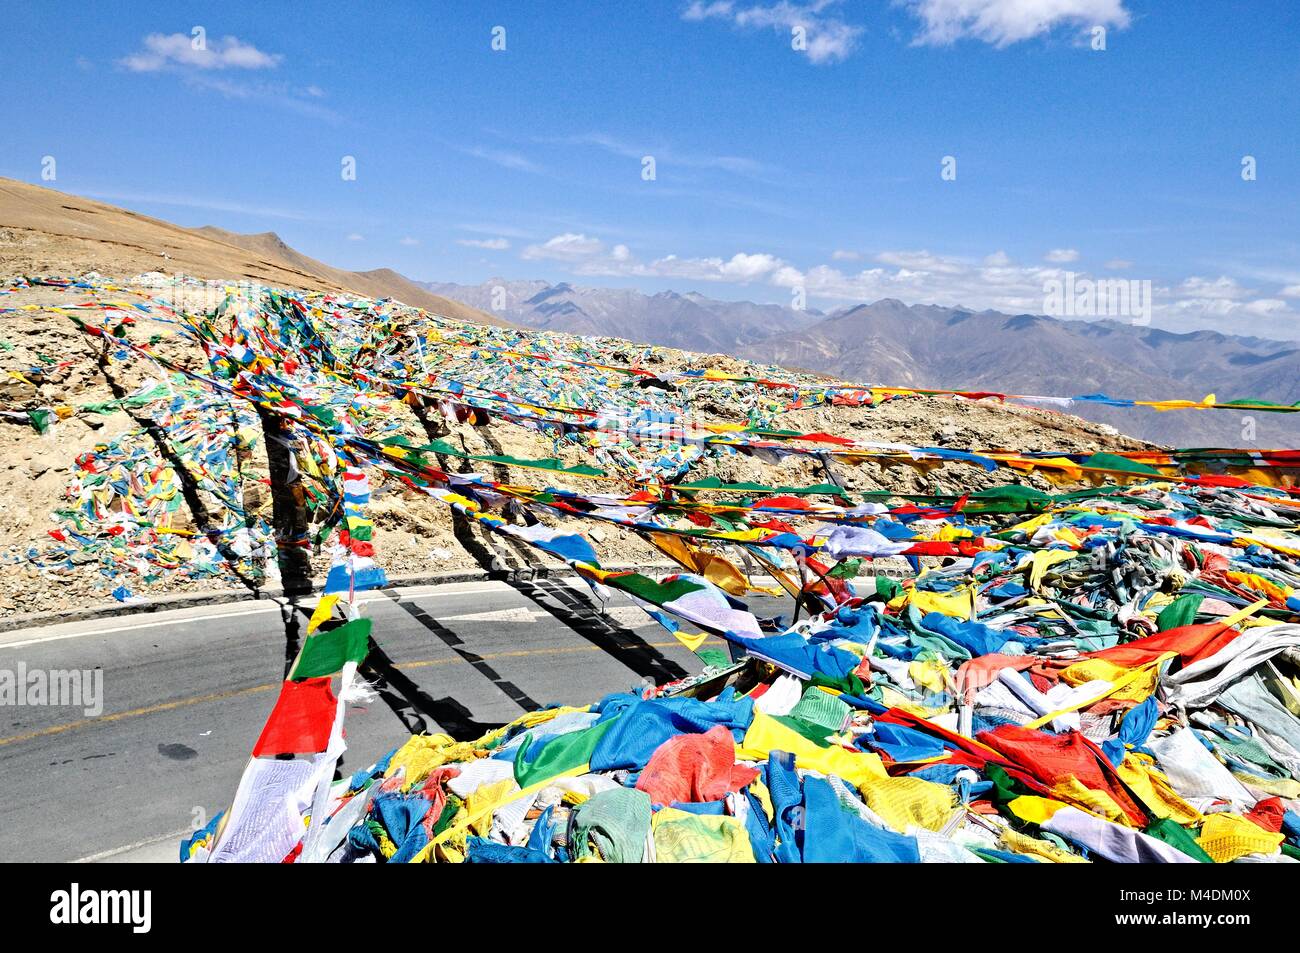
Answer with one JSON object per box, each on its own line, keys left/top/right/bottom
{"left": 795, "top": 257, "right": 1300, "bottom": 337}
{"left": 120, "top": 33, "right": 282, "bottom": 72}
{"left": 181, "top": 76, "right": 340, "bottom": 120}
{"left": 537, "top": 132, "right": 774, "bottom": 181}
{"left": 399, "top": 237, "right": 420, "bottom": 246}
{"left": 519, "top": 232, "right": 787, "bottom": 283}
{"left": 768, "top": 255, "right": 1064, "bottom": 312}
{"left": 1280, "top": 284, "right": 1300, "bottom": 298}
{"left": 1243, "top": 299, "right": 1287, "bottom": 316}
{"left": 1163, "top": 283, "right": 1296, "bottom": 336}
{"left": 346, "top": 233, "right": 364, "bottom": 242}
{"left": 831, "top": 249, "right": 861, "bottom": 260}
{"left": 1104, "top": 258, "right": 1133, "bottom": 270}
{"left": 683, "top": 1, "right": 864, "bottom": 64}
{"left": 651, "top": 251, "right": 787, "bottom": 282}
{"left": 1177, "top": 275, "right": 1247, "bottom": 300}
{"left": 876, "top": 249, "right": 969, "bottom": 274}
{"left": 899, "top": 0, "right": 1131, "bottom": 47}
{"left": 457, "top": 237, "right": 511, "bottom": 250}
{"left": 462, "top": 146, "right": 542, "bottom": 174}
{"left": 521, "top": 232, "right": 607, "bottom": 263}
{"left": 1045, "top": 248, "right": 1080, "bottom": 263}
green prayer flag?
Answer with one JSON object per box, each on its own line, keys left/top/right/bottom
{"left": 1157, "top": 593, "right": 1203, "bottom": 631}
{"left": 788, "top": 686, "right": 851, "bottom": 733}
{"left": 829, "top": 558, "right": 862, "bottom": 579}
{"left": 513, "top": 717, "right": 615, "bottom": 788}
{"left": 608, "top": 573, "right": 706, "bottom": 607}
{"left": 290, "top": 617, "right": 372, "bottom": 680}
{"left": 773, "top": 714, "right": 835, "bottom": 744}
{"left": 1082, "top": 452, "right": 1162, "bottom": 475}
{"left": 27, "top": 409, "right": 55, "bottom": 434}
{"left": 876, "top": 576, "right": 902, "bottom": 601}
{"left": 695, "top": 648, "right": 730, "bottom": 668}
{"left": 1144, "top": 817, "right": 1213, "bottom": 863}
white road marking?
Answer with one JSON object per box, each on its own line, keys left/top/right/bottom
{"left": 601, "top": 605, "right": 655, "bottom": 626}
{"left": 0, "top": 582, "right": 505, "bottom": 651}
{"left": 442, "top": 606, "right": 548, "bottom": 623}
{"left": 0, "top": 605, "right": 281, "bottom": 650}
{"left": 73, "top": 828, "right": 192, "bottom": 864}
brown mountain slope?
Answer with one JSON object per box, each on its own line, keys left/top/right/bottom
{"left": 0, "top": 177, "right": 511, "bottom": 327}
{"left": 192, "top": 226, "right": 507, "bottom": 326}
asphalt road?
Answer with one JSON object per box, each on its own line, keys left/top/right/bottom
{"left": 0, "top": 576, "right": 760, "bottom": 863}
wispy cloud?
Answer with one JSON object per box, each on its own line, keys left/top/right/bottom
{"left": 897, "top": 0, "right": 1131, "bottom": 47}
{"left": 543, "top": 132, "right": 774, "bottom": 179}
{"left": 182, "top": 74, "right": 342, "bottom": 121}
{"left": 682, "top": 1, "right": 864, "bottom": 64}
{"left": 1045, "top": 248, "right": 1080, "bottom": 263}
{"left": 399, "top": 236, "right": 420, "bottom": 246}
{"left": 461, "top": 146, "right": 543, "bottom": 174}
{"left": 119, "top": 33, "right": 281, "bottom": 72}
{"left": 457, "top": 237, "right": 511, "bottom": 250}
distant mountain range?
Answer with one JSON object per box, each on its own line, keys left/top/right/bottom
{"left": 420, "top": 278, "right": 825, "bottom": 354}
{"left": 425, "top": 279, "right": 1300, "bottom": 448}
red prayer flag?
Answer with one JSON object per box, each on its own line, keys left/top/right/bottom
{"left": 1086, "top": 622, "right": 1241, "bottom": 670}
{"left": 252, "top": 677, "right": 337, "bottom": 757}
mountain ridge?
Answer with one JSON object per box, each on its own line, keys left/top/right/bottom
{"left": 0, "top": 177, "right": 511, "bottom": 328}
{"left": 426, "top": 278, "right": 1300, "bottom": 447}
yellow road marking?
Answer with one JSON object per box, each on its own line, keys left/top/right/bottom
{"left": 0, "top": 639, "right": 710, "bottom": 748}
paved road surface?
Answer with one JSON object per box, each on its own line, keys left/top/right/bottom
{"left": 0, "top": 577, "right": 759, "bottom": 863}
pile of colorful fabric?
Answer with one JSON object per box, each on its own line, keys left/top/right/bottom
{"left": 185, "top": 501, "right": 1300, "bottom": 862}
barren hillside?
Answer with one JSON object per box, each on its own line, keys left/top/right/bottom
{"left": 0, "top": 177, "right": 510, "bottom": 327}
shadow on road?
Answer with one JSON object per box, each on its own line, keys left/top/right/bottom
{"left": 506, "top": 577, "right": 688, "bottom": 685}
{"left": 360, "top": 638, "right": 506, "bottom": 741}
{"left": 380, "top": 590, "right": 542, "bottom": 714}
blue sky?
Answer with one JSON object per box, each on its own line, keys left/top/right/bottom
{"left": 3, "top": 1, "right": 1299, "bottom": 337}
